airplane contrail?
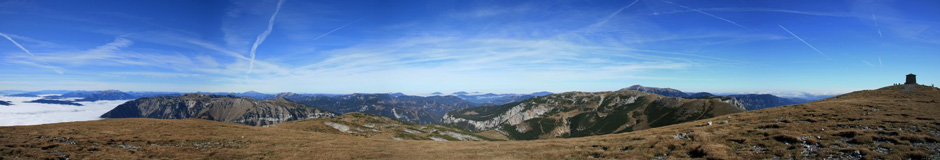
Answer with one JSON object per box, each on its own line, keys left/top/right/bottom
{"left": 311, "top": 18, "right": 363, "bottom": 41}
{"left": 661, "top": 1, "right": 750, "bottom": 30}
{"left": 778, "top": 25, "right": 829, "bottom": 59}
{"left": 861, "top": 60, "right": 874, "bottom": 67}
{"left": 872, "top": 13, "right": 883, "bottom": 38}
{"left": 247, "top": 0, "right": 284, "bottom": 76}
{"left": 0, "top": 32, "right": 33, "bottom": 56}
{"left": 656, "top": 8, "right": 851, "bottom": 17}
{"left": 594, "top": 0, "right": 639, "bottom": 28}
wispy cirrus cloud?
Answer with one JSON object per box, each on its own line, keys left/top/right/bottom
{"left": 1, "top": 0, "right": 754, "bottom": 93}
{"left": 260, "top": 31, "right": 726, "bottom": 93}
{"left": 7, "top": 37, "right": 224, "bottom": 76}
{"left": 9, "top": 60, "right": 63, "bottom": 74}
{"left": 12, "top": 0, "right": 931, "bottom": 94}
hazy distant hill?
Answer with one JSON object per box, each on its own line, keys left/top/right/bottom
{"left": 443, "top": 88, "right": 745, "bottom": 140}
{"left": 24, "top": 99, "right": 82, "bottom": 106}
{"left": 625, "top": 85, "right": 818, "bottom": 110}
{"left": 623, "top": 85, "right": 690, "bottom": 97}
{"left": 6, "top": 93, "right": 39, "bottom": 97}
{"left": 686, "top": 92, "right": 716, "bottom": 98}
{"left": 43, "top": 90, "right": 139, "bottom": 101}
{"left": 125, "top": 91, "right": 182, "bottom": 98}
{"left": 1, "top": 90, "right": 73, "bottom": 96}
{"left": 100, "top": 94, "right": 336, "bottom": 126}
{"left": 453, "top": 91, "right": 553, "bottom": 106}
{"left": 74, "top": 90, "right": 137, "bottom": 102}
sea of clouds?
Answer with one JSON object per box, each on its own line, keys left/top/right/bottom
{"left": 0, "top": 95, "right": 130, "bottom": 126}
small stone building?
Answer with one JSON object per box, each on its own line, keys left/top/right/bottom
{"left": 905, "top": 73, "right": 917, "bottom": 85}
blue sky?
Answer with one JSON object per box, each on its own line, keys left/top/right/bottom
{"left": 1, "top": 0, "right": 938, "bottom": 95}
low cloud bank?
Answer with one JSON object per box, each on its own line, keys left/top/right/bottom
{"left": 0, "top": 95, "right": 130, "bottom": 126}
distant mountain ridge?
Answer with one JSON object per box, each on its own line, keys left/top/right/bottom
{"left": 451, "top": 91, "right": 553, "bottom": 106}
{"left": 624, "top": 85, "right": 821, "bottom": 110}
{"left": 30, "top": 89, "right": 535, "bottom": 124}
{"left": 193, "top": 91, "right": 541, "bottom": 124}
{"left": 24, "top": 99, "right": 82, "bottom": 106}
{"left": 6, "top": 93, "right": 39, "bottom": 97}
{"left": 279, "top": 93, "right": 473, "bottom": 124}
{"left": 101, "top": 94, "right": 336, "bottom": 126}
{"left": 75, "top": 90, "right": 137, "bottom": 101}
{"left": 623, "top": 85, "right": 690, "bottom": 97}
{"left": 725, "top": 94, "right": 804, "bottom": 110}
{"left": 41, "top": 90, "right": 140, "bottom": 101}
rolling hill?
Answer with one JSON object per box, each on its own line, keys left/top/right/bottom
{"left": 272, "top": 113, "right": 501, "bottom": 141}
{"left": 1, "top": 84, "right": 938, "bottom": 159}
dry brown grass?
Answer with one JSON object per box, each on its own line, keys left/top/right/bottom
{"left": 1, "top": 84, "right": 938, "bottom": 159}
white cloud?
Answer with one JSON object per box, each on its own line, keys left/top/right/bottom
{"left": 0, "top": 95, "right": 130, "bottom": 126}
{"left": 2, "top": 1, "right": 757, "bottom": 93}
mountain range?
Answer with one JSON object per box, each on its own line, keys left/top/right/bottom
{"left": 24, "top": 99, "right": 83, "bottom": 106}
{"left": 442, "top": 88, "right": 746, "bottom": 140}
{"left": 4, "top": 84, "right": 936, "bottom": 159}
{"left": 100, "top": 94, "right": 336, "bottom": 126}
{"left": 210, "top": 91, "right": 551, "bottom": 124}
{"left": 624, "top": 85, "right": 826, "bottom": 110}
{"left": 449, "top": 91, "right": 553, "bottom": 106}
{"left": 5, "top": 93, "right": 40, "bottom": 97}
{"left": 278, "top": 93, "right": 473, "bottom": 124}
{"left": 2, "top": 89, "right": 548, "bottom": 124}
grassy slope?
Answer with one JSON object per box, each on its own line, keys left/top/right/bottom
{"left": 455, "top": 90, "right": 744, "bottom": 140}
{"left": 2, "top": 85, "right": 939, "bottom": 159}
{"left": 273, "top": 113, "right": 493, "bottom": 141}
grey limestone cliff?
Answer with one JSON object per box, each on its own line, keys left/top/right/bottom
{"left": 101, "top": 94, "right": 336, "bottom": 126}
